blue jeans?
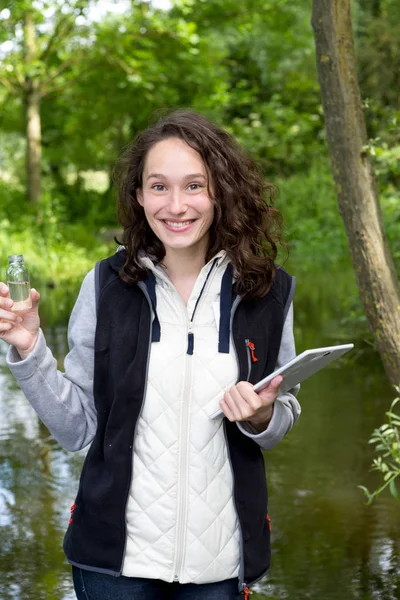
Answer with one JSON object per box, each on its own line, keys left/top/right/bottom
{"left": 72, "top": 567, "right": 242, "bottom": 599}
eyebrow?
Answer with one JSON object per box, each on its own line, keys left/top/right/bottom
{"left": 147, "top": 172, "right": 207, "bottom": 181}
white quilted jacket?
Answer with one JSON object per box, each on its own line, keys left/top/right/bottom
{"left": 122, "top": 251, "right": 241, "bottom": 583}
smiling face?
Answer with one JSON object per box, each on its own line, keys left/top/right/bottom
{"left": 136, "top": 137, "right": 214, "bottom": 263}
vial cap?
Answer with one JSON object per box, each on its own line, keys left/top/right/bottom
{"left": 8, "top": 254, "right": 24, "bottom": 264}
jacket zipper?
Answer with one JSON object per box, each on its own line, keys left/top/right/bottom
{"left": 118, "top": 283, "right": 154, "bottom": 575}
{"left": 172, "top": 260, "right": 219, "bottom": 581}
{"left": 172, "top": 323, "right": 193, "bottom": 581}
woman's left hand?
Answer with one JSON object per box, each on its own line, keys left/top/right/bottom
{"left": 219, "top": 376, "right": 283, "bottom": 431}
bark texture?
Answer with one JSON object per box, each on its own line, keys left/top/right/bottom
{"left": 25, "top": 84, "right": 41, "bottom": 204}
{"left": 311, "top": 0, "right": 400, "bottom": 385}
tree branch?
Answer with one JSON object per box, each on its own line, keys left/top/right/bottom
{"left": 40, "top": 55, "right": 83, "bottom": 94}
{"left": 0, "top": 75, "right": 23, "bottom": 93}
{"left": 109, "top": 55, "right": 136, "bottom": 75}
{"left": 40, "top": 14, "right": 74, "bottom": 62}
{"left": 41, "top": 61, "right": 103, "bottom": 98}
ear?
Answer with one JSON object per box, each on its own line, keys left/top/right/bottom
{"left": 136, "top": 188, "right": 144, "bottom": 207}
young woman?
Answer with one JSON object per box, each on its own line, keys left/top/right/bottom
{"left": 0, "top": 110, "right": 300, "bottom": 600}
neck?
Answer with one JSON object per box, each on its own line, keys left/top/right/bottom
{"left": 162, "top": 246, "right": 207, "bottom": 283}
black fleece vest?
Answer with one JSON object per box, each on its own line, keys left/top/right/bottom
{"left": 63, "top": 251, "right": 295, "bottom": 589}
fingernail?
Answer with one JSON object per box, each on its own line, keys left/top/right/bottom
{"left": 1, "top": 285, "right": 8, "bottom": 294}
{"left": 16, "top": 317, "right": 23, "bottom": 323}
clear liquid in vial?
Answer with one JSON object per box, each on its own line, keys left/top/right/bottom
{"left": 7, "top": 281, "right": 32, "bottom": 311}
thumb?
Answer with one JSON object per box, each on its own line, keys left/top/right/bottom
{"left": 258, "top": 375, "right": 283, "bottom": 398}
{"left": 30, "top": 288, "right": 41, "bottom": 307}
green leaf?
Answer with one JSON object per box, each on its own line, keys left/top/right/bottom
{"left": 383, "top": 428, "right": 395, "bottom": 436}
{"left": 389, "top": 479, "right": 399, "bottom": 499}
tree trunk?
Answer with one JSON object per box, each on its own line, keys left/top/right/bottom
{"left": 24, "top": 10, "right": 41, "bottom": 203}
{"left": 25, "top": 83, "right": 42, "bottom": 203}
{"left": 311, "top": 0, "right": 400, "bottom": 386}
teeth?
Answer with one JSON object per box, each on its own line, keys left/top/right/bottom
{"left": 164, "top": 220, "right": 193, "bottom": 228}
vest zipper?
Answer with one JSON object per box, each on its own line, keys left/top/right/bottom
{"left": 119, "top": 283, "right": 154, "bottom": 575}
{"left": 224, "top": 418, "right": 248, "bottom": 595}
{"left": 245, "top": 339, "right": 259, "bottom": 381}
{"left": 172, "top": 260, "right": 219, "bottom": 582}
{"left": 245, "top": 339, "right": 252, "bottom": 381}
{"left": 231, "top": 303, "right": 272, "bottom": 593}
{"left": 227, "top": 296, "right": 249, "bottom": 594}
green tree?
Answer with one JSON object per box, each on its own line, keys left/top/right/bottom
{"left": 312, "top": 0, "right": 400, "bottom": 386}
{"left": 0, "top": 0, "right": 95, "bottom": 202}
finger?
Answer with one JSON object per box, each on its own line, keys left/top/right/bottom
{"left": 234, "top": 382, "right": 262, "bottom": 412}
{"left": 0, "top": 308, "right": 22, "bottom": 323}
{"left": 0, "top": 322, "right": 13, "bottom": 335}
{"left": 223, "top": 390, "right": 249, "bottom": 421}
{"left": 219, "top": 397, "right": 236, "bottom": 422}
{"left": 0, "top": 296, "right": 14, "bottom": 310}
{"left": 0, "top": 283, "right": 9, "bottom": 296}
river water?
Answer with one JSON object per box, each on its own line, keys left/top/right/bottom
{"left": 0, "top": 270, "right": 399, "bottom": 600}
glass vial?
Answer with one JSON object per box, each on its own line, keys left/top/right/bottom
{"left": 7, "top": 254, "right": 32, "bottom": 311}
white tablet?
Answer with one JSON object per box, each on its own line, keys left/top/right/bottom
{"left": 209, "top": 343, "right": 354, "bottom": 419}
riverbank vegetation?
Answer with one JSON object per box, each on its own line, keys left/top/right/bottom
{"left": 360, "top": 387, "right": 400, "bottom": 503}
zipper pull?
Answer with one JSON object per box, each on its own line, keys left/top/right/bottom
{"left": 243, "top": 587, "right": 251, "bottom": 599}
{"left": 246, "top": 340, "right": 258, "bottom": 363}
{"left": 187, "top": 323, "right": 194, "bottom": 355}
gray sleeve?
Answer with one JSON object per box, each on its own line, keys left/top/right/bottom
{"left": 236, "top": 302, "right": 301, "bottom": 450}
{"left": 6, "top": 269, "right": 98, "bottom": 452}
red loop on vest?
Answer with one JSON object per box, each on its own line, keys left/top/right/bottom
{"left": 244, "top": 587, "right": 251, "bottom": 599}
{"left": 266, "top": 513, "right": 272, "bottom": 532}
{"left": 246, "top": 341, "right": 259, "bottom": 363}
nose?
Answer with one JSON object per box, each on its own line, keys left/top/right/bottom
{"left": 168, "top": 189, "right": 187, "bottom": 215}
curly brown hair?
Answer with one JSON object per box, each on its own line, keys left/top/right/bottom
{"left": 115, "top": 109, "right": 285, "bottom": 299}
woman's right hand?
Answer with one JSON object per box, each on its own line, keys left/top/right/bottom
{"left": 0, "top": 283, "right": 41, "bottom": 359}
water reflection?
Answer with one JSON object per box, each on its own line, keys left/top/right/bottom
{"left": 0, "top": 336, "right": 84, "bottom": 600}
{"left": 1, "top": 273, "right": 400, "bottom": 599}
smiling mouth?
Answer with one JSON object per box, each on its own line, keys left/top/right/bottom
{"left": 163, "top": 220, "right": 196, "bottom": 229}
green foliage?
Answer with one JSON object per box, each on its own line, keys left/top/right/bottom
{"left": 0, "top": 182, "right": 114, "bottom": 326}
{"left": 275, "top": 159, "right": 348, "bottom": 265}
{"left": 359, "top": 386, "right": 400, "bottom": 503}
{"left": 173, "top": 0, "right": 322, "bottom": 176}
{"left": 0, "top": 0, "right": 399, "bottom": 327}
{"left": 361, "top": 107, "right": 400, "bottom": 264}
